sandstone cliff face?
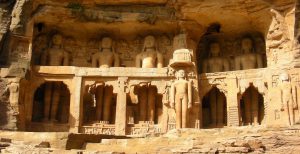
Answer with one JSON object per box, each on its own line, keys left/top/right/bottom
{"left": 1, "top": 0, "right": 300, "bottom": 153}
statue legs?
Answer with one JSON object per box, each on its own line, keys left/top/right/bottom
{"left": 43, "top": 83, "right": 52, "bottom": 121}
{"left": 209, "top": 89, "right": 217, "bottom": 127}
{"left": 95, "top": 86, "right": 104, "bottom": 121}
{"left": 181, "top": 95, "right": 188, "bottom": 128}
{"left": 251, "top": 89, "right": 259, "bottom": 125}
{"left": 286, "top": 100, "right": 295, "bottom": 125}
{"left": 103, "top": 86, "right": 113, "bottom": 122}
{"left": 175, "top": 95, "right": 182, "bottom": 129}
{"left": 217, "top": 94, "right": 225, "bottom": 127}
{"left": 50, "top": 82, "right": 61, "bottom": 122}
{"left": 139, "top": 86, "right": 148, "bottom": 121}
{"left": 147, "top": 86, "right": 156, "bottom": 122}
{"left": 244, "top": 93, "right": 251, "bottom": 125}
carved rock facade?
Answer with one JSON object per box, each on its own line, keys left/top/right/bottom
{"left": 0, "top": 0, "right": 299, "bottom": 136}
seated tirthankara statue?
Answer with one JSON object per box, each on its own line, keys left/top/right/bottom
{"left": 170, "top": 69, "right": 192, "bottom": 128}
{"left": 41, "top": 34, "right": 69, "bottom": 66}
{"left": 92, "top": 37, "right": 120, "bottom": 68}
{"left": 202, "top": 42, "right": 229, "bottom": 73}
{"left": 235, "top": 37, "right": 263, "bottom": 70}
{"left": 136, "top": 35, "right": 164, "bottom": 68}
{"left": 279, "top": 73, "right": 298, "bottom": 126}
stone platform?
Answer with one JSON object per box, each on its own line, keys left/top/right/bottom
{"left": 1, "top": 126, "right": 300, "bottom": 153}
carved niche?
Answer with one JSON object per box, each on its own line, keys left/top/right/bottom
{"left": 198, "top": 32, "right": 267, "bottom": 73}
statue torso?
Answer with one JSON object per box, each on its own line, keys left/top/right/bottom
{"left": 207, "top": 57, "right": 224, "bottom": 72}
{"left": 97, "top": 50, "right": 114, "bottom": 68}
{"left": 239, "top": 53, "right": 258, "bottom": 70}
{"left": 48, "top": 48, "right": 65, "bottom": 66}
{"left": 140, "top": 50, "right": 157, "bottom": 68}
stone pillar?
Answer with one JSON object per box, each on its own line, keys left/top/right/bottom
{"left": 69, "top": 76, "right": 82, "bottom": 133}
{"left": 226, "top": 76, "right": 240, "bottom": 126}
{"left": 115, "top": 77, "right": 128, "bottom": 136}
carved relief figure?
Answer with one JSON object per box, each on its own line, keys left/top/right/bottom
{"left": 136, "top": 35, "right": 164, "bottom": 68}
{"left": 279, "top": 73, "right": 298, "bottom": 126}
{"left": 202, "top": 42, "right": 229, "bottom": 73}
{"left": 235, "top": 37, "right": 263, "bottom": 70}
{"left": 92, "top": 37, "right": 120, "bottom": 68}
{"left": 41, "top": 34, "right": 70, "bottom": 66}
{"left": 8, "top": 79, "right": 19, "bottom": 113}
{"left": 88, "top": 83, "right": 114, "bottom": 123}
{"left": 170, "top": 70, "right": 192, "bottom": 128}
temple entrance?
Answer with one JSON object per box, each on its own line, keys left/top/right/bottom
{"left": 202, "top": 87, "right": 227, "bottom": 128}
{"left": 239, "top": 86, "right": 264, "bottom": 126}
{"left": 31, "top": 81, "right": 70, "bottom": 123}
{"left": 83, "top": 84, "right": 117, "bottom": 124}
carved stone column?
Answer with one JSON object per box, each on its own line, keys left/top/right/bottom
{"left": 69, "top": 76, "right": 82, "bottom": 133}
{"left": 114, "top": 77, "right": 128, "bottom": 136}
{"left": 226, "top": 76, "right": 239, "bottom": 126}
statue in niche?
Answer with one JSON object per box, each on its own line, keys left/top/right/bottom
{"left": 88, "top": 83, "right": 113, "bottom": 122}
{"left": 92, "top": 37, "right": 120, "bottom": 68}
{"left": 235, "top": 37, "right": 263, "bottom": 70}
{"left": 170, "top": 69, "right": 192, "bottom": 128}
{"left": 202, "top": 42, "right": 229, "bottom": 73}
{"left": 40, "top": 34, "right": 70, "bottom": 122}
{"left": 33, "top": 34, "right": 47, "bottom": 65}
{"left": 135, "top": 83, "right": 157, "bottom": 122}
{"left": 43, "top": 82, "right": 62, "bottom": 122}
{"left": 40, "top": 34, "right": 70, "bottom": 66}
{"left": 242, "top": 86, "right": 261, "bottom": 126}
{"left": 207, "top": 88, "right": 226, "bottom": 127}
{"left": 136, "top": 35, "right": 164, "bottom": 68}
{"left": 279, "top": 73, "right": 298, "bottom": 126}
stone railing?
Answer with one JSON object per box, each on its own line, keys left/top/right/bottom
{"left": 80, "top": 121, "right": 115, "bottom": 135}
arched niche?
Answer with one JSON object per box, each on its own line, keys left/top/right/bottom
{"left": 82, "top": 84, "right": 117, "bottom": 125}
{"left": 31, "top": 81, "right": 70, "bottom": 124}
{"left": 201, "top": 87, "right": 227, "bottom": 128}
{"left": 239, "top": 85, "right": 265, "bottom": 126}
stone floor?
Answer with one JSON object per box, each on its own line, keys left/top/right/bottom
{"left": 1, "top": 126, "right": 300, "bottom": 153}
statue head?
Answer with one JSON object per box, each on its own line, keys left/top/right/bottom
{"left": 52, "top": 34, "right": 63, "bottom": 46}
{"left": 279, "top": 72, "right": 289, "bottom": 82}
{"left": 209, "top": 42, "right": 220, "bottom": 57}
{"left": 143, "top": 35, "right": 156, "bottom": 50}
{"left": 241, "top": 37, "right": 254, "bottom": 54}
{"left": 176, "top": 69, "right": 186, "bottom": 80}
{"left": 101, "top": 37, "right": 113, "bottom": 49}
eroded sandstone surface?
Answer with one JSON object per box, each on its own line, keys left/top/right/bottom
{"left": 1, "top": 0, "right": 300, "bottom": 153}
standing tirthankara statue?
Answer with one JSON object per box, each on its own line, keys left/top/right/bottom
{"left": 279, "top": 73, "right": 298, "bottom": 126}
{"left": 40, "top": 34, "right": 69, "bottom": 122}
{"left": 136, "top": 83, "right": 157, "bottom": 122}
{"left": 235, "top": 37, "right": 263, "bottom": 70}
{"left": 202, "top": 42, "right": 229, "bottom": 73}
{"left": 170, "top": 70, "right": 192, "bottom": 128}
{"left": 136, "top": 35, "right": 164, "bottom": 68}
{"left": 92, "top": 37, "right": 120, "bottom": 68}
{"left": 41, "top": 34, "right": 69, "bottom": 66}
